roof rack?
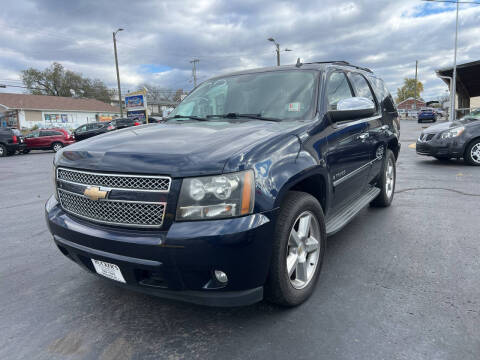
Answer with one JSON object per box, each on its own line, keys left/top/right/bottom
{"left": 302, "top": 60, "right": 373, "bottom": 73}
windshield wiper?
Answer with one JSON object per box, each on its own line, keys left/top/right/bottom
{"left": 206, "top": 113, "right": 282, "bottom": 122}
{"left": 167, "top": 114, "right": 208, "bottom": 121}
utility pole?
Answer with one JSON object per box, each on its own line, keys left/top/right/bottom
{"left": 414, "top": 60, "right": 418, "bottom": 114}
{"left": 452, "top": 0, "right": 459, "bottom": 121}
{"left": 275, "top": 43, "right": 280, "bottom": 66}
{"left": 113, "top": 28, "right": 124, "bottom": 117}
{"left": 190, "top": 59, "right": 199, "bottom": 88}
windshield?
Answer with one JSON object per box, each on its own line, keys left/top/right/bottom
{"left": 169, "top": 70, "right": 317, "bottom": 121}
{"left": 457, "top": 117, "right": 480, "bottom": 125}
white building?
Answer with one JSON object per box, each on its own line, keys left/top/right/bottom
{"left": 0, "top": 93, "right": 120, "bottom": 130}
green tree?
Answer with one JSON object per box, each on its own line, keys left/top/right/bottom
{"left": 396, "top": 78, "right": 424, "bottom": 103}
{"left": 22, "top": 62, "right": 111, "bottom": 103}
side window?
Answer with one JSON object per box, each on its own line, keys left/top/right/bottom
{"left": 325, "top": 71, "right": 353, "bottom": 110}
{"left": 349, "top": 73, "right": 376, "bottom": 103}
{"left": 51, "top": 131, "right": 63, "bottom": 136}
{"left": 39, "top": 130, "right": 49, "bottom": 137}
{"left": 86, "top": 124, "right": 97, "bottom": 130}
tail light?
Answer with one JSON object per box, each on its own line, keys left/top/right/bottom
{"left": 107, "top": 125, "right": 114, "bottom": 131}
{"left": 12, "top": 135, "right": 17, "bottom": 144}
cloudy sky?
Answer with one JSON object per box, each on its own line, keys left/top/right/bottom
{"left": 1, "top": 0, "right": 479, "bottom": 101}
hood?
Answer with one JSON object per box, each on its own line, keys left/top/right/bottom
{"left": 423, "top": 119, "right": 480, "bottom": 134}
{"left": 56, "top": 120, "right": 304, "bottom": 177}
{"left": 423, "top": 121, "right": 461, "bottom": 134}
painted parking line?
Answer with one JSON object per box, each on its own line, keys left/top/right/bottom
{"left": 408, "top": 143, "right": 416, "bottom": 149}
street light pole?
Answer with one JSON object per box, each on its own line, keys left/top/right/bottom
{"left": 268, "top": 38, "right": 292, "bottom": 66}
{"left": 113, "top": 28, "right": 124, "bottom": 117}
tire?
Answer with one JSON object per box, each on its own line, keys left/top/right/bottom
{"left": 52, "top": 142, "right": 63, "bottom": 152}
{"left": 371, "top": 149, "right": 396, "bottom": 207}
{"left": 464, "top": 139, "right": 480, "bottom": 166}
{"left": 22, "top": 149, "right": 31, "bottom": 154}
{"left": 0, "top": 144, "right": 7, "bottom": 157}
{"left": 265, "top": 191, "right": 326, "bottom": 306}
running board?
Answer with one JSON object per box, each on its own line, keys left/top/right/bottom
{"left": 325, "top": 187, "right": 381, "bottom": 236}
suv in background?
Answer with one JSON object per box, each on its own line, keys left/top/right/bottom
{"left": 0, "top": 128, "right": 26, "bottom": 157}
{"left": 74, "top": 122, "right": 113, "bottom": 141}
{"left": 24, "top": 128, "right": 75, "bottom": 153}
{"left": 418, "top": 109, "right": 437, "bottom": 123}
{"left": 46, "top": 61, "right": 400, "bottom": 307}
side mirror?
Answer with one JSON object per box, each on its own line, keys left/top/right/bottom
{"left": 328, "top": 97, "right": 375, "bottom": 122}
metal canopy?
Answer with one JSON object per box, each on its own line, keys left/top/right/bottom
{"left": 437, "top": 60, "right": 480, "bottom": 98}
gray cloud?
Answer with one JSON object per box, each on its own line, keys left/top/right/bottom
{"left": 1, "top": 0, "right": 479, "bottom": 100}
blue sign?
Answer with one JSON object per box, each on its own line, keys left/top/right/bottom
{"left": 125, "top": 94, "right": 144, "bottom": 109}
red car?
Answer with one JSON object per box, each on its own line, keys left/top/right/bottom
{"left": 24, "top": 128, "right": 75, "bottom": 153}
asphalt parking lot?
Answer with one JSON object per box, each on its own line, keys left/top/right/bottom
{"left": 1, "top": 119, "right": 479, "bottom": 360}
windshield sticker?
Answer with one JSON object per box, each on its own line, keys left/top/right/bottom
{"left": 288, "top": 102, "right": 301, "bottom": 112}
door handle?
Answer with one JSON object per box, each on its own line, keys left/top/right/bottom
{"left": 358, "top": 133, "right": 369, "bottom": 140}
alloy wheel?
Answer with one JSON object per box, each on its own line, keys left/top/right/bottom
{"left": 471, "top": 143, "right": 480, "bottom": 164}
{"left": 53, "top": 143, "right": 63, "bottom": 152}
{"left": 385, "top": 158, "right": 394, "bottom": 199}
{"left": 286, "top": 211, "right": 321, "bottom": 290}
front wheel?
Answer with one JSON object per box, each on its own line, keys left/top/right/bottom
{"left": 465, "top": 139, "right": 480, "bottom": 166}
{"left": 371, "top": 149, "right": 396, "bottom": 207}
{"left": 265, "top": 191, "right": 326, "bottom": 306}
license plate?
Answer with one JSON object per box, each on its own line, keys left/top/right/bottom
{"left": 91, "top": 259, "right": 126, "bottom": 283}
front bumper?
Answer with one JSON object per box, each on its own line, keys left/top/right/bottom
{"left": 416, "top": 138, "right": 464, "bottom": 158}
{"left": 46, "top": 196, "right": 275, "bottom": 306}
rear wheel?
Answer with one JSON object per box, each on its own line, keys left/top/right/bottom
{"left": 52, "top": 142, "right": 63, "bottom": 152}
{"left": 265, "top": 191, "right": 326, "bottom": 306}
{"left": 465, "top": 139, "right": 480, "bottom": 166}
{"left": 0, "top": 144, "right": 7, "bottom": 157}
{"left": 371, "top": 149, "right": 396, "bottom": 207}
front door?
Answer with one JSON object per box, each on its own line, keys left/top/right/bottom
{"left": 324, "top": 71, "right": 371, "bottom": 207}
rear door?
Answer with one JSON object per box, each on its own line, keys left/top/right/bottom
{"left": 39, "top": 130, "right": 54, "bottom": 148}
{"left": 324, "top": 70, "right": 372, "bottom": 207}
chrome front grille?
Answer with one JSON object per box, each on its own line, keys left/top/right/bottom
{"left": 57, "top": 168, "right": 170, "bottom": 191}
{"left": 56, "top": 167, "right": 170, "bottom": 228}
{"left": 58, "top": 190, "right": 166, "bottom": 227}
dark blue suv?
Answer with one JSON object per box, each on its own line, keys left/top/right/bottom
{"left": 46, "top": 61, "right": 400, "bottom": 307}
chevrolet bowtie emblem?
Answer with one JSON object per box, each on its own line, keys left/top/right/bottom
{"left": 83, "top": 186, "right": 108, "bottom": 201}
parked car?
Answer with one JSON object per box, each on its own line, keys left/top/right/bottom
{"left": 147, "top": 116, "right": 165, "bottom": 124}
{"left": 24, "top": 128, "right": 74, "bottom": 153}
{"left": 416, "top": 116, "right": 480, "bottom": 165}
{"left": 74, "top": 122, "right": 113, "bottom": 141}
{"left": 0, "top": 127, "right": 26, "bottom": 157}
{"left": 46, "top": 61, "right": 400, "bottom": 307}
{"left": 110, "top": 118, "right": 135, "bottom": 129}
{"left": 418, "top": 108, "right": 437, "bottom": 123}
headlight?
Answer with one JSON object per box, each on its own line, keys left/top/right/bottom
{"left": 176, "top": 170, "right": 254, "bottom": 221}
{"left": 440, "top": 126, "right": 464, "bottom": 139}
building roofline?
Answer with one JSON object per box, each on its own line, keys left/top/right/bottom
{"left": 396, "top": 97, "right": 426, "bottom": 106}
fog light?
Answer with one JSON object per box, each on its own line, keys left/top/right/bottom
{"left": 214, "top": 270, "right": 228, "bottom": 284}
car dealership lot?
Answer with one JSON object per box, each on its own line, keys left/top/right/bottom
{"left": 1, "top": 120, "right": 479, "bottom": 360}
